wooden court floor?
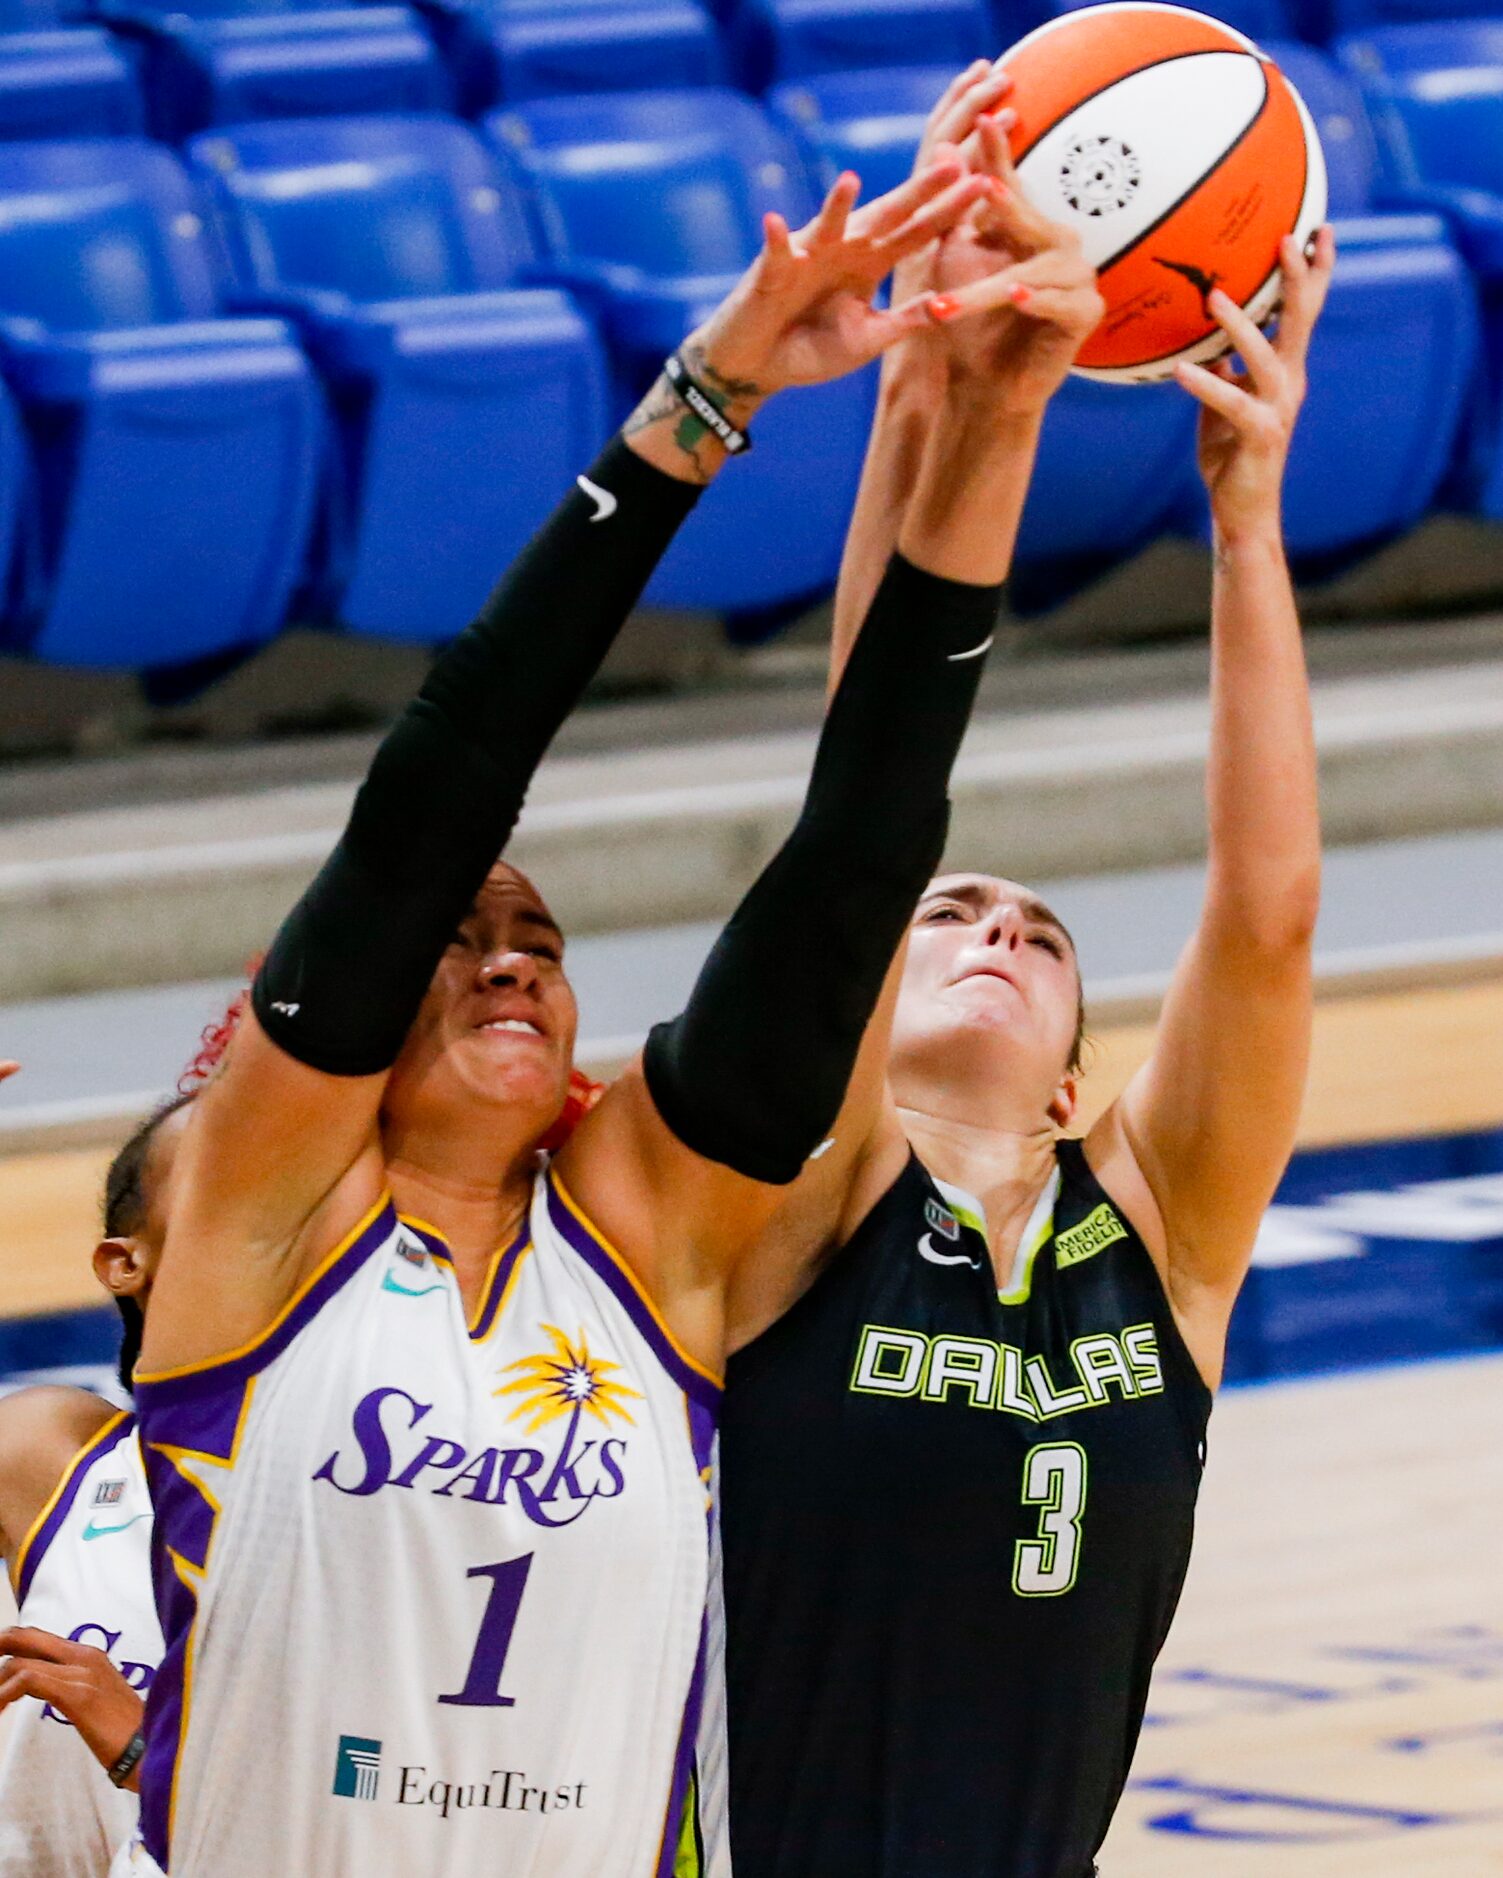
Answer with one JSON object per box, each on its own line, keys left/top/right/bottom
{"left": 1, "top": 972, "right": 1501, "bottom": 1873}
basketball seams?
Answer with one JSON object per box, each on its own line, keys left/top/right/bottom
{"left": 1092, "top": 63, "right": 1273, "bottom": 312}
{"left": 997, "top": 4, "right": 1321, "bottom": 381}
{"left": 1011, "top": 47, "right": 1264, "bottom": 169}
{"left": 1091, "top": 68, "right": 1311, "bottom": 374}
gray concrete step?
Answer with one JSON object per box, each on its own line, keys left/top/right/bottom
{"left": 3, "top": 655, "right": 1503, "bottom": 1004}
{"left": 3, "top": 827, "right": 1501, "bottom": 1155}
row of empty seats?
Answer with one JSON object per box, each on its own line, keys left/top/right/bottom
{"left": 2, "top": 20, "right": 1503, "bottom": 668}
{"left": 4, "top": 0, "right": 1503, "bottom": 139}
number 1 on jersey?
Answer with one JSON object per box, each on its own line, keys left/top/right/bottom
{"left": 1012, "top": 1443, "right": 1087, "bottom": 1597}
{"left": 438, "top": 1555, "right": 533, "bottom": 1707}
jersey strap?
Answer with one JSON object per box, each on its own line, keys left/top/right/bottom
{"left": 399, "top": 1214, "right": 532, "bottom": 1343}
{"left": 545, "top": 1169, "right": 723, "bottom": 1409}
{"left": 134, "top": 1195, "right": 396, "bottom": 1405}
{"left": 133, "top": 1195, "right": 396, "bottom": 1870}
{"left": 11, "top": 1409, "right": 135, "bottom": 1607}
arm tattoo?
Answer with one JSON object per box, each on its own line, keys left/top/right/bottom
{"left": 623, "top": 370, "right": 718, "bottom": 485}
{"left": 680, "top": 341, "right": 761, "bottom": 409}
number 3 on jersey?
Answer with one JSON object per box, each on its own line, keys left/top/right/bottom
{"left": 1012, "top": 1443, "right": 1087, "bottom": 1597}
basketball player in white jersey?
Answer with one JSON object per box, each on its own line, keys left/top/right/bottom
{"left": 109, "top": 152, "right": 1104, "bottom": 1878}
{"left": 0, "top": 1074, "right": 189, "bottom": 1875}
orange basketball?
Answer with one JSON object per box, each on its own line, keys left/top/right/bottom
{"left": 1001, "top": 3, "right": 1327, "bottom": 382}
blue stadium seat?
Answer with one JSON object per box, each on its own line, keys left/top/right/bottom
{"left": 419, "top": 0, "right": 722, "bottom": 115}
{"left": 1336, "top": 23, "right": 1503, "bottom": 271}
{"left": 1048, "top": 0, "right": 1292, "bottom": 43}
{"left": 0, "top": 0, "right": 85, "bottom": 27}
{"left": 768, "top": 62, "right": 952, "bottom": 194}
{"left": 772, "top": 65, "right": 1198, "bottom": 588}
{"left": 730, "top": 0, "right": 990, "bottom": 95}
{"left": 1322, "top": 0, "right": 1503, "bottom": 39}
{"left": 490, "top": 85, "right": 874, "bottom": 612}
{"left": 0, "top": 375, "right": 21, "bottom": 628}
{"left": 0, "top": 136, "right": 321, "bottom": 669}
{"left": 1330, "top": 24, "right": 1503, "bottom": 515}
{"left": 186, "top": 113, "right": 607, "bottom": 640}
{"left": 98, "top": 0, "right": 449, "bottom": 140}
{"left": 0, "top": 27, "right": 142, "bottom": 137}
{"left": 1174, "top": 42, "right": 1478, "bottom": 559}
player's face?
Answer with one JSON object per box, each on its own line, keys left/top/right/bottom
{"left": 890, "top": 875, "right": 1082, "bottom": 1113}
{"left": 387, "top": 863, "right": 579, "bottom": 1140}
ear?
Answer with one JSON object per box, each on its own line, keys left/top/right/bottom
{"left": 1046, "top": 1074, "right": 1079, "bottom": 1131}
{"left": 94, "top": 1237, "right": 150, "bottom": 1300}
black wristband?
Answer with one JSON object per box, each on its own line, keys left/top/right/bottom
{"left": 664, "top": 352, "right": 752, "bottom": 455}
{"left": 108, "top": 1729, "right": 146, "bottom": 1788}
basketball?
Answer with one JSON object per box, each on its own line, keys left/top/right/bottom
{"left": 1000, "top": 2, "right": 1328, "bottom": 382}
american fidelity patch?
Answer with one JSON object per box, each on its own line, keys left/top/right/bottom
{"left": 1055, "top": 1203, "right": 1128, "bottom": 1270}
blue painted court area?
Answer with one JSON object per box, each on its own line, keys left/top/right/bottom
{"left": 2, "top": 1126, "right": 1502, "bottom": 1397}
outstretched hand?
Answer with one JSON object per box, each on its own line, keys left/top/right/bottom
{"left": 1175, "top": 226, "right": 1335, "bottom": 543}
{"left": 0, "top": 1626, "right": 145, "bottom": 1787}
{"left": 0, "top": 1061, "right": 17, "bottom": 1085}
{"left": 689, "top": 161, "right": 994, "bottom": 401}
{"left": 889, "top": 61, "right": 1104, "bottom": 413}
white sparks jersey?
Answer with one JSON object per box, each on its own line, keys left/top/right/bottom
{"left": 130, "top": 1165, "right": 718, "bottom": 1877}
{"left": 0, "top": 1413, "right": 161, "bottom": 1878}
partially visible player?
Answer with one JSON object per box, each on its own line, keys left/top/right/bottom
{"left": 702, "top": 65, "right": 1334, "bottom": 1878}
{"left": 0, "top": 1079, "right": 191, "bottom": 1876}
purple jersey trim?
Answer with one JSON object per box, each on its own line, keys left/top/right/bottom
{"left": 470, "top": 1226, "right": 531, "bottom": 1341}
{"left": 13, "top": 1410, "right": 135, "bottom": 1609}
{"left": 134, "top": 1199, "right": 395, "bottom": 1868}
{"left": 656, "top": 1618, "right": 709, "bottom": 1878}
{"left": 134, "top": 1200, "right": 396, "bottom": 1409}
{"left": 545, "top": 1171, "right": 722, "bottom": 1411}
{"left": 403, "top": 1218, "right": 531, "bottom": 1343}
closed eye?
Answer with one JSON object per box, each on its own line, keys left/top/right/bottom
{"left": 1030, "top": 933, "right": 1064, "bottom": 958}
{"left": 919, "top": 904, "right": 965, "bottom": 925}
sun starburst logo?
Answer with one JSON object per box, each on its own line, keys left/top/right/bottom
{"left": 496, "top": 1324, "right": 641, "bottom": 1432}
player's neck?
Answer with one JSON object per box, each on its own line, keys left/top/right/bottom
{"left": 896, "top": 1103, "right": 1059, "bottom": 1275}
{"left": 384, "top": 1137, "right": 535, "bottom": 1306}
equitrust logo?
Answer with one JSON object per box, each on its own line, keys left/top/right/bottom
{"left": 333, "top": 1735, "right": 383, "bottom": 1801}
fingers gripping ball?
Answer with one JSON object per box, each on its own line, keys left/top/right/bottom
{"left": 1000, "top": 2, "right": 1327, "bottom": 382}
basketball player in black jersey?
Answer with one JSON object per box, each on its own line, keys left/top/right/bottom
{"left": 701, "top": 64, "right": 1336, "bottom": 1878}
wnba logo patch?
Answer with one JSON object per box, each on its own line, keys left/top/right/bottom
{"left": 92, "top": 1478, "right": 126, "bottom": 1508}
{"left": 333, "top": 1735, "right": 382, "bottom": 1801}
{"left": 924, "top": 1198, "right": 960, "bottom": 1242}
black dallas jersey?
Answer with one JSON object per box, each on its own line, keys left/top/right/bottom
{"left": 709, "top": 1140, "right": 1212, "bottom": 1878}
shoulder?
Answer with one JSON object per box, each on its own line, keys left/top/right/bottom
{"left": 1079, "top": 1103, "right": 1168, "bottom": 1268}
{"left": 0, "top": 1387, "right": 121, "bottom": 1565}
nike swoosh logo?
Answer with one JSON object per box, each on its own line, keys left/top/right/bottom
{"left": 917, "top": 1232, "right": 980, "bottom": 1268}
{"left": 577, "top": 475, "right": 617, "bottom": 523}
{"left": 947, "top": 634, "right": 994, "bottom": 663}
{"left": 382, "top": 1271, "right": 445, "bottom": 1298}
{"left": 82, "top": 1514, "right": 148, "bottom": 1541}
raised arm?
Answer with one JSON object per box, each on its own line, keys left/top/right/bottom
{"left": 832, "top": 64, "right": 1096, "bottom": 677}
{"left": 144, "top": 160, "right": 990, "bottom": 1374}
{"left": 1089, "top": 230, "right": 1335, "bottom": 1387}
{"left": 563, "top": 135, "right": 1103, "bottom": 1360}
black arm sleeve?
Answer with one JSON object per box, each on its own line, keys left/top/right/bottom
{"left": 253, "top": 436, "right": 701, "bottom": 1075}
{"left": 642, "top": 551, "right": 1000, "bottom": 1183}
